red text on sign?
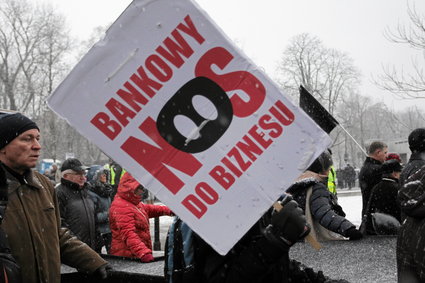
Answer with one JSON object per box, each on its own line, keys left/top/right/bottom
{"left": 181, "top": 100, "right": 295, "bottom": 218}
{"left": 91, "top": 15, "right": 205, "bottom": 140}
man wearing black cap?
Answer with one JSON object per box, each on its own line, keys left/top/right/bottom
{"left": 57, "top": 157, "right": 99, "bottom": 250}
{"left": 400, "top": 128, "right": 425, "bottom": 187}
{"left": 0, "top": 112, "right": 110, "bottom": 282}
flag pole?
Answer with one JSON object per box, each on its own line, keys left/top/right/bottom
{"left": 337, "top": 123, "right": 368, "bottom": 157}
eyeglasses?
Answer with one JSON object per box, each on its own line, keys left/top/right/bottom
{"left": 68, "top": 172, "right": 87, "bottom": 177}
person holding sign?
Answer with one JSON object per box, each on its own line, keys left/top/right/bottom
{"left": 164, "top": 194, "right": 345, "bottom": 282}
{"left": 0, "top": 112, "right": 111, "bottom": 282}
{"left": 287, "top": 150, "right": 362, "bottom": 241}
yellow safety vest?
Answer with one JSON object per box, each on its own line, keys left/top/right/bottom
{"left": 328, "top": 166, "right": 337, "bottom": 195}
{"left": 110, "top": 166, "right": 126, "bottom": 185}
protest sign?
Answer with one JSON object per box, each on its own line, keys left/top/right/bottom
{"left": 48, "top": 0, "right": 332, "bottom": 255}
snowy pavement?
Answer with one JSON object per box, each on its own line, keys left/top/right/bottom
{"left": 290, "top": 236, "right": 397, "bottom": 283}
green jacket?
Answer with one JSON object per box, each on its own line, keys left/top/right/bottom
{"left": 1, "top": 166, "right": 107, "bottom": 283}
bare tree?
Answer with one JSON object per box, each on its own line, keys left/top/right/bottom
{"left": 0, "top": 0, "right": 71, "bottom": 116}
{"left": 377, "top": 2, "right": 425, "bottom": 99}
{"left": 277, "top": 34, "right": 327, "bottom": 99}
{"left": 277, "top": 33, "right": 360, "bottom": 115}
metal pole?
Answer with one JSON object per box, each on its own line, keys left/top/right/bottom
{"left": 146, "top": 191, "right": 161, "bottom": 251}
{"left": 338, "top": 124, "right": 368, "bottom": 157}
{"left": 153, "top": 217, "right": 161, "bottom": 251}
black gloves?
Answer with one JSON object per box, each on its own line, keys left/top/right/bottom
{"left": 264, "top": 196, "right": 310, "bottom": 251}
{"left": 94, "top": 263, "right": 113, "bottom": 279}
{"left": 345, "top": 227, "right": 362, "bottom": 241}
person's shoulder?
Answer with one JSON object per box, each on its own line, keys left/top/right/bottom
{"left": 32, "top": 171, "right": 54, "bottom": 189}
{"left": 311, "top": 182, "right": 330, "bottom": 197}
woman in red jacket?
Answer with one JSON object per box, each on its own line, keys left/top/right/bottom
{"left": 109, "top": 172, "right": 172, "bottom": 262}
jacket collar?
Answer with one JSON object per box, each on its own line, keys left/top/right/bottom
{"left": 60, "top": 178, "right": 86, "bottom": 191}
{"left": 365, "top": 156, "right": 383, "bottom": 165}
{"left": 1, "top": 164, "right": 44, "bottom": 193}
{"left": 365, "top": 156, "right": 382, "bottom": 165}
{"left": 382, "top": 177, "right": 399, "bottom": 183}
{"left": 287, "top": 171, "right": 323, "bottom": 194}
{"left": 409, "top": 151, "right": 425, "bottom": 161}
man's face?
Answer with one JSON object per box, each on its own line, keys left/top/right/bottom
{"left": 63, "top": 171, "right": 87, "bottom": 188}
{"left": 376, "top": 147, "right": 388, "bottom": 163}
{"left": 0, "top": 129, "right": 41, "bottom": 174}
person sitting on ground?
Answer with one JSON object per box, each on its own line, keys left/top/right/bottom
{"left": 109, "top": 172, "right": 173, "bottom": 262}
{"left": 287, "top": 150, "right": 362, "bottom": 241}
{"left": 363, "top": 159, "right": 402, "bottom": 235}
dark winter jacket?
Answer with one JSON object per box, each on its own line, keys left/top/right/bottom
{"left": 182, "top": 207, "right": 333, "bottom": 283}
{"left": 88, "top": 172, "right": 113, "bottom": 235}
{"left": 287, "top": 172, "right": 355, "bottom": 237}
{"left": 56, "top": 178, "right": 98, "bottom": 249}
{"left": 400, "top": 151, "right": 425, "bottom": 187}
{"left": 359, "top": 157, "right": 383, "bottom": 218}
{"left": 364, "top": 177, "right": 401, "bottom": 235}
{"left": 109, "top": 172, "right": 172, "bottom": 259}
{"left": 1, "top": 165, "right": 107, "bottom": 283}
{"left": 397, "top": 165, "right": 425, "bottom": 282}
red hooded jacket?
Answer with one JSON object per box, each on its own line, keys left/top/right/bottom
{"left": 109, "top": 172, "right": 171, "bottom": 259}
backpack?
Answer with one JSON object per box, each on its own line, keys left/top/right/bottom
{"left": 164, "top": 217, "right": 199, "bottom": 283}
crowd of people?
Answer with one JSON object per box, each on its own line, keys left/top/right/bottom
{"left": 1, "top": 111, "right": 425, "bottom": 282}
{"left": 165, "top": 130, "right": 425, "bottom": 283}
{"left": 0, "top": 112, "right": 174, "bottom": 282}
{"left": 336, "top": 164, "right": 357, "bottom": 190}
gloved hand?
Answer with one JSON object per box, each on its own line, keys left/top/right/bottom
{"left": 264, "top": 196, "right": 310, "bottom": 250}
{"left": 94, "top": 263, "right": 112, "bottom": 279}
{"left": 140, "top": 253, "right": 155, "bottom": 263}
{"left": 345, "top": 227, "right": 363, "bottom": 240}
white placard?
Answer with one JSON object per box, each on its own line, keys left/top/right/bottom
{"left": 48, "top": 0, "right": 331, "bottom": 255}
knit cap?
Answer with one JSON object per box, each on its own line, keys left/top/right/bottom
{"left": 0, "top": 112, "right": 39, "bottom": 149}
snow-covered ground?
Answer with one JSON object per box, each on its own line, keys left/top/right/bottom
{"left": 338, "top": 192, "right": 362, "bottom": 227}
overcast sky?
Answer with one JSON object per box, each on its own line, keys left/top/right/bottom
{"left": 31, "top": 0, "right": 425, "bottom": 111}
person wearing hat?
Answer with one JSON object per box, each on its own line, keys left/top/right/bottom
{"left": 0, "top": 112, "right": 110, "bottom": 282}
{"left": 287, "top": 150, "right": 362, "bottom": 241}
{"left": 56, "top": 157, "right": 100, "bottom": 250}
{"left": 400, "top": 128, "right": 425, "bottom": 187}
{"left": 386, "top": 152, "right": 402, "bottom": 164}
{"left": 363, "top": 159, "right": 403, "bottom": 235}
